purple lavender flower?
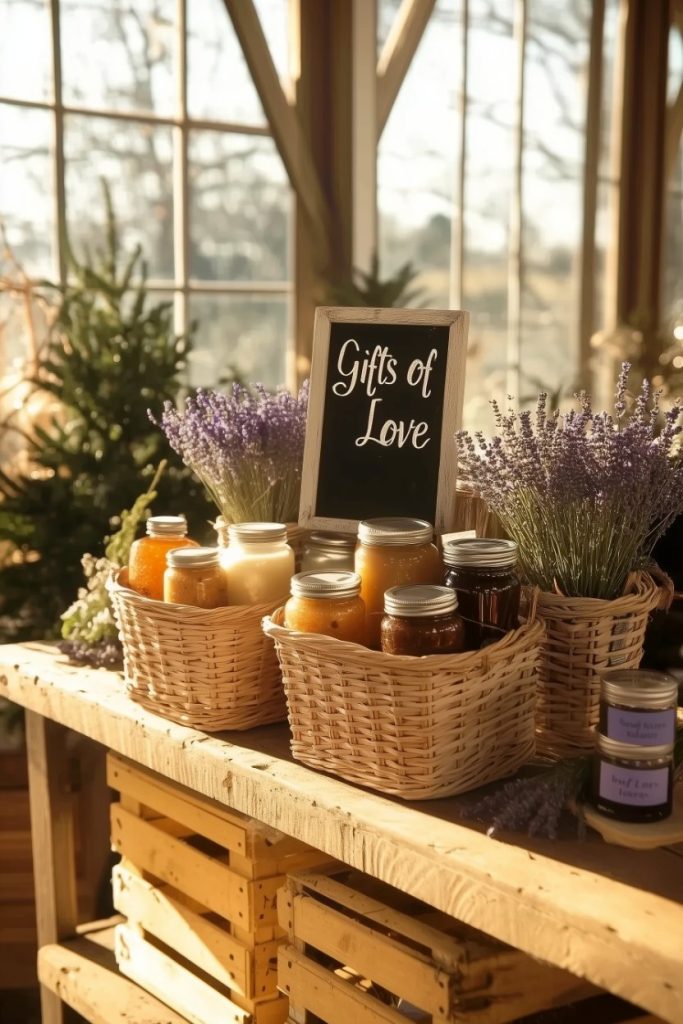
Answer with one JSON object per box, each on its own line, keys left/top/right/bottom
{"left": 456, "top": 364, "right": 683, "bottom": 598}
{"left": 150, "top": 381, "right": 309, "bottom": 523}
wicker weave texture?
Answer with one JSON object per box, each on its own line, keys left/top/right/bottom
{"left": 535, "top": 571, "right": 672, "bottom": 760}
{"left": 263, "top": 612, "right": 544, "bottom": 800}
{"left": 109, "top": 572, "right": 286, "bottom": 732}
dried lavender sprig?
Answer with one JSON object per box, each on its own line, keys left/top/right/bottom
{"left": 457, "top": 364, "right": 683, "bottom": 599}
{"left": 461, "top": 759, "right": 591, "bottom": 840}
{"left": 150, "top": 381, "right": 309, "bottom": 524}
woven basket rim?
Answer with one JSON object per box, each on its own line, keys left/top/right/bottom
{"left": 534, "top": 569, "right": 671, "bottom": 617}
{"left": 107, "top": 568, "right": 283, "bottom": 619}
{"left": 263, "top": 608, "right": 544, "bottom": 670}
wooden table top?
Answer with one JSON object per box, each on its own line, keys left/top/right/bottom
{"left": 1, "top": 642, "right": 682, "bottom": 1023}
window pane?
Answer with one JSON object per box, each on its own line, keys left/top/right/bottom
{"left": 0, "top": 103, "right": 54, "bottom": 277}
{"left": 60, "top": 0, "right": 175, "bottom": 114}
{"left": 187, "top": 294, "right": 289, "bottom": 388}
{"left": 0, "top": 1, "right": 52, "bottom": 102}
{"left": 64, "top": 114, "right": 174, "bottom": 279}
{"left": 521, "top": 0, "right": 590, "bottom": 398}
{"left": 662, "top": 26, "right": 683, "bottom": 329}
{"left": 378, "top": 0, "right": 461, "bottom": 308}
{"left": 189, "top": 131, "right": 290, "bottom": 281}
{"left": 188, "top": 0, "right": 265, "bottom": 125}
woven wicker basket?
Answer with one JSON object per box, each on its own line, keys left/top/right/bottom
{"left": 535, "top": 569, "right": 673, "bottom": 760}
{"left": 262, "top": 609, "right": 544, "bottom": 800}
{"left": 109, "top": 570, "right": 287, "bottom": 731}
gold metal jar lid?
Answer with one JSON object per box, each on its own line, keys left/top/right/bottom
{"left": 443, "top": 537, "right": 517, "bottom": 569}
{"left": 166, "top": 546, "right": 220, "bottom": 569}
{"left": 384, "top": 585, "right": 457, "bottom": 618}
{"left": 291, "top": 570, "right": 361, "bottom": 600}
{"left": 147, "top": 515, "right": 188, "bottom": 537}
{"left": 600, "top": 670, "right": 679, "bottom": 710}
{"left": 357, "top": 517, "right": 434, "bottom": 547}
{"left": 228, "top": 522, "right": 287, "bottom": 544}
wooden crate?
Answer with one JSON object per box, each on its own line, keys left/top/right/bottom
{"left": 276, "top": 867, "right": 598, "bottom": 1024}
{"left": 107, "top": 752, "right": 330, "bottom": 1024}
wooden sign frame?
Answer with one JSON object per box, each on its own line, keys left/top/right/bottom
{"left": 299, "top": 306, "right": 468, "bottom": 536}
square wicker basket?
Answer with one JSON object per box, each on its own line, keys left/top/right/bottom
{"left": 262, "top": 609, "right": 544, "bottom": 799}
{"left": 108, "top": 569, "right": 287, "bottom": 731}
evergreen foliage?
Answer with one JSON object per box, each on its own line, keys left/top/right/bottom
{"left": 326, "top": 252, "right": 427, "bottom": 308}
{"left": 0, "top": 197, "right": 213, "bottom": 641}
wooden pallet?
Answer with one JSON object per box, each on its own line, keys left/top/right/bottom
{"left": 276, "top": 867, "right": 599, "bottom": 1024}
{"left": 108, "top": 752, "right": 330, "bottom": 1024}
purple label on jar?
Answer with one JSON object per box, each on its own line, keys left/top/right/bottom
{"left": 606, "top": 707, "right": 675, "bottom": 746}
{"left": 599, "top": 762, "right": 670, "bottom": 806}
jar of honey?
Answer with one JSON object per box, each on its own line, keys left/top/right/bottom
{"left": 128, "top": 516, "right": 199, "bottom": 600}
{"left": 163, "top": 547, "right": 229, "bottom": 608}
{"left": 381, "top": 585, "right": 465, "bottom": 656}
{"left": 355, "top": 518, "right": 442, "bottom": 648}
{"left": 284, "top": 570, "right": 366, "bottom": 644}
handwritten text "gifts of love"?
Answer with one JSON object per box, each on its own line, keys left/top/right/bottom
{"left": 332, "top": 338, "right": 439, "bottom": 450}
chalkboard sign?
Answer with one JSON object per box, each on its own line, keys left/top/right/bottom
{"left": 299, "top": 307, "right": 468, "bottom": 535}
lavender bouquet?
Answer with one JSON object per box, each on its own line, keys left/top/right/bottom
{"left": 151, "top": 382, "right": 308, "bottom": 524}
{"left": 457, "top": 364, "right": 683, "bottom": 599}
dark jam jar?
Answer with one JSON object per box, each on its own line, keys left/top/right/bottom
{"left": 380, "top": 585, "right": 465, "bottom": 656}
{"left": 443, "top": 538, "right": 520, "bottom": 648}
{"left": 592, "top": 734, "right": 673, "bottom": 822}
{"left": 599, "top": 670, "right": 678, "bottom": 747}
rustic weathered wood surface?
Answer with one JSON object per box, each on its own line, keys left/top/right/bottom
{"left": 2, "top": 643, "right": 683, "bottom": 1023}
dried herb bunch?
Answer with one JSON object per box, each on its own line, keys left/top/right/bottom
{"left": 457, "top": 364, "right": 683, "bottom": 599}
{"left": 151, "top": 382, "right": 309, "bottom": 525}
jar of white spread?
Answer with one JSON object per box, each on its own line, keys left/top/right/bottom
{"left": 221, "top": 522, "right": 294, "bottom": 605}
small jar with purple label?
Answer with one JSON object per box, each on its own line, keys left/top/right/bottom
{"left": 592, "top": 734, "right": 673, "bottom": 822}
{"left": 599, "top": 670, "right": 678, "bottom": 748}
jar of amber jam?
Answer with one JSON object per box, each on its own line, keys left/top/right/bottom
{"left": 163, "top": 547, "right": 229, "bottom": 608}
{"left": 443, "top": 538, "right": 520, "bottom": 649}
{"left": 128, "top": 516, "right": 199, "bottom": 600}
{"left": 284, "top": 571, "right": 366, "bottom": 644}
{"left": 381, "top": 585, "right": 465, "bottom": 656}
{"left": 355, "top": 518, "right": 442, "bottom": 648}
{"left": 592, "top": 733, "right": 673, "bottom": 823}
{"left": 599, "top": 670, "right": 678, "bottom": 748}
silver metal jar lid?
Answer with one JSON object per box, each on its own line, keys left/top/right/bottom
{"left": 357, "top": 517, "right": 434, "bottom": 547}
{"left": 228, "top": 522, "right": 287, "bottom": 544}
{"left": 308, "top": 531, "right": 356, "bottom": 549}
{"left": 600, "top": 670, "right": 679, "bottom": 710}
{"left": 166, "top": 546, "right": 220, "bottom": 569}
{"left": 291, "top": 570, "right": 361, "bottom": 600}
{"left": 596, "top": 732, "right": 674, "bottom": 761}
{"left": 147, "top": 515, "right": 188, "bottom": 537}
{"left": 443, "top": 537, "right": 517, "bottom": 569}
{"left": 384, "top": 585, "right": 457, "bottom": 618}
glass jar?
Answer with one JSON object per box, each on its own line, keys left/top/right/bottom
{"left": 380, "top": 585, "right": 465, "bottom": 656}
{"left": 355, "top": 518, "right": 442, "bottom": 649}
{"left": 128, "top": 515, "right": 199, "bottom": 600}
{"left": 591, "top": 733, "right": 673, "bottom": 823}
{"left": 443, "top": 538, "right": 520, "bottom": 648}
{"left": 221, "top": 523, "right": 294, "bottom": 605}
{"left": 163, "top": 547, "right": 229, "bottom": 608}
{"left": 599, "top": 670, "right": 678, "bottom": 747}
{"left": 284, "top": 570, "right": 366, "bottom": 644}
{"left": 301, "top": 532, "right": 356, "bottom": 573}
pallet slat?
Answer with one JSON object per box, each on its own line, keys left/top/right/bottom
{"left": 116, "top": 924, "right": 289, "bottom": 1024}
{"left": 110, "top": 804, "right": 284, "bottom": 931}
{"left": 278, "top": 869, "right": 596, "bottom": 1024}
{"left": 113, "top": 863, "right": 280, "bottom": 999}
